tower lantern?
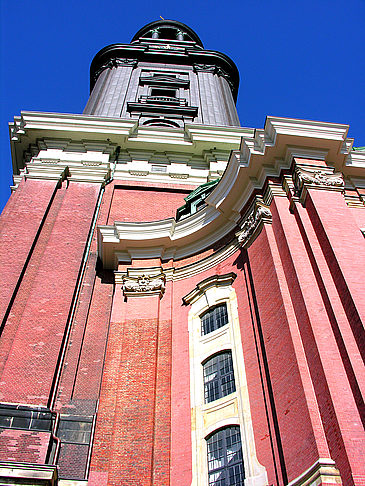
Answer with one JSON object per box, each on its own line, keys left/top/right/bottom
{"left": 84, "top": 19, "right": 240, "bottom": 127}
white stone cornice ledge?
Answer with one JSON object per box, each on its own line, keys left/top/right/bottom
{"left": 265, "top": 117, "right": 349, "bottom": 142}
{"left": 287, "top": 458, "right": 341, "bottom": 486}
{"left": 10, "top": 111, "right": 138, "bottom": 140}
{"left": 97, "top": 117, "right": 360, "bottom": 269}
{"left": 236, "top": 117, "right": 358, "bottom": 176}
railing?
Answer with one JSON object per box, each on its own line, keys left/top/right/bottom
{"left": 138, "top": 95, "right": 188, "bottom": 106}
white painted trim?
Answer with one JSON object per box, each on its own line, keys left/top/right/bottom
{"left": 187, "top": 281, "right": 267, "bottom": 486}
{"left": 287, "top": 458, "right": 341, "bottom": 486}
{"left": 96, "top": 116, "right": 362, "bottom": 268}
{"left": 0, "top": 462, "right": 57, "bottom": 484}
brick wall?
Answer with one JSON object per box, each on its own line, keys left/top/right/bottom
{"left": 0, "top": 178, "right": 58, "bottom": 327}
{"left": 107, "top": 185, "right": 190, "bottom": 224}
{"left": 0, "top": 429, "right": 51, "bottom": 463}
{"left": 0, "top": 181, "right": 100, "bottom": 406}
{"left": 89, "top": 291, "right": 169, "bottom": 486}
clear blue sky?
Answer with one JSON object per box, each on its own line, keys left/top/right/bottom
{"left": 1, "top": 0, "right": 364, "bottom": 211}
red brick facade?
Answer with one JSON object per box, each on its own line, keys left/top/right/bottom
{"left": 0, "top": 151, "right": 364, "bottom": 486}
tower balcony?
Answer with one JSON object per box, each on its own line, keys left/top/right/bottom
{"left": 138, "top": 95, "right": 188, "bottom": 106}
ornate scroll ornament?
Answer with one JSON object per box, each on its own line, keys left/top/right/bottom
{"left": 236, "top": 201, "right": 272, "bottom": 248}
{"left": 293, "top": 167, "right": 344, "bottom": 193}
{"left": 93, "top": 58, "right": 138, "bottom": 83}
{"left": 122, "top": 273, "right": 166, "bottom": 298}
{"left": 193, "top": 64, "right": 217, "bottom": 73}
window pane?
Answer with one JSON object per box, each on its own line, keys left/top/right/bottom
{"left": 207, "top": 426, "right": 245, "bottom": 486}
{"left": 201, "top": 304, "right": 228, "bottom": 335}
{"left": 204, "top": 352, "right": 236, "bottom": 403}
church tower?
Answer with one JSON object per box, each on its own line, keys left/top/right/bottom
{"left": 0, "top": 20, "right": 364, "bottom": 486}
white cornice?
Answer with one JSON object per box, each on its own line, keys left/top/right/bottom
{"left": 8, "top": 112, "right": 363, "bottom": 270}
{"left": 97, "top": 116, "right": 361, "bottom": 269}
{"left": 10, "top": 112, "right": 138, "bottom": 141}
{"left": 10, "top": 112, "right": 250, "bottom": 178}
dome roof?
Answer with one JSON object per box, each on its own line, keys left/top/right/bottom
{"left": 131, "top": 20, "right": 204, "bottom": 47}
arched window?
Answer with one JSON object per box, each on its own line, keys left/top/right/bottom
{"left": 206, "top": 426, "right": 245, "bottom": 485}
{"left": 203, "top": 351, "right": 236, "bottom": 403}
{"left": 142, "top": 118, "right": 180, "bottom": 128}
{"left": 201, "top": 303, "right": 228, "bottom": 335}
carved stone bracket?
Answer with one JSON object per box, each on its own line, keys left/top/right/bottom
{"left": 293, "top": 167, "right": 344, "bottom": 195}
{"left": 236, "top": 200, "right": 272, "bottom": 248}
{"left": 122, "top": 273, "right": 166, "bottom": 298}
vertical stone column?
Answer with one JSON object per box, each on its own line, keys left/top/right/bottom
{"left": 84, "top": 60, "right": 138, "bottom": 117}
{"left": 194, "top": 65, "right": 227, "bottom": 126}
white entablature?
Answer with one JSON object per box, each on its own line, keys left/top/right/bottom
{"left": 9, "top": 111, "right": 364, "bottom": 269}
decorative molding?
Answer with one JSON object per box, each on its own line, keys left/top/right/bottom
{"left": 81, "top": 160, "right": 102, "bottom": 166}
{"left": 215, "top": 66, "right": 235, "bottom": 90}
{"left": 264, "top": 180, "right": 287, "bottom": 204}
{"left": 285, "top": 146, "right": 328, "bottom": 166}
{"left": 24, "top": 159, "right": 110, "bottom": 185}
{"left": 294, "top": 167, "right": 344, "bottom": 190}
{"left": 343, "top": 191, "right": 365, "bottom": 208}
{"left": 139, "top": 74, "right": 189, "bottom": 88}
{"left": 193, "top": 64, "right": 234, "bottom": 90}
{"left": 38, "top": 158, "right": 60, "bottom": 164}
{"left": 293, "top": 167, "right": 344, "bottom": 202}
{"left": 113, "top": 239, "right": 241, "bottom": 283}
{"left": 128, "top": 169, "right": 149, "bottom": 176}
{"left": 121, "top": 272, "right": 166, "bottom": 298}
{"left": 193, "top": 64, "right": 216, "bottom": 73}
{"left": 182, "top": 272, "right": 236, "bottom": 305}
{"left": 93, "top": 57, "right": 138, "bottom": 83}
{"left": 287, "top": 458, "right": 342, "bottom": 486}
{"left": 169, "top": 172, "right": 189, "bottom": 179}
{"left": 10, "top": 169, "right": 26, "bottom": 192}
{"left": 236, "top": 200, "right": 272, "bottom": 248}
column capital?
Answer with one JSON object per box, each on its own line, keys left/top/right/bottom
{"left": 236, "top": 198, "right": 272, "bottom": 248}
{"left": 293, "top": 165, "right": 344, "bottom": 203}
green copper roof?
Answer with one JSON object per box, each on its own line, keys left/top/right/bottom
{"left": 352, "top": 146, "right": 365, "bottom": 152}
{"left": 176, "top": 178, "right": 220, "bottom": 221}
{"left": 183, "top": 178, "right": 220, "bottom": 202}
